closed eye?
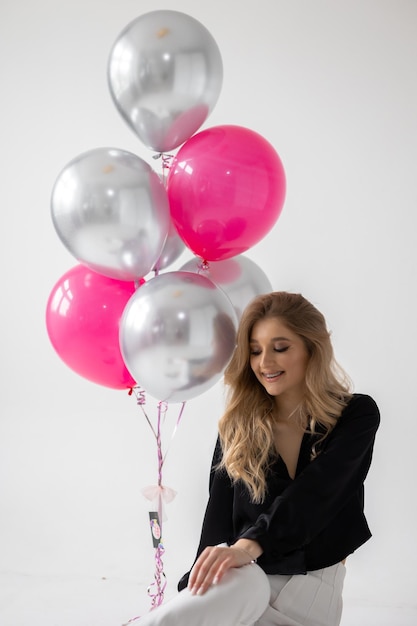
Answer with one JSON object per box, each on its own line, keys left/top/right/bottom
{"left": 250, "top": 346, "right": 289, "bottom": 356}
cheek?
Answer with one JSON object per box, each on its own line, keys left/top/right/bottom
{"left": 292, "top": 354, "right": 308, "bottom": 376}
{"left": 299, "top": 356, "right": 309, "bottom": 377}
{"left": 248, "top": 360, "right": 260, "bottom": 384}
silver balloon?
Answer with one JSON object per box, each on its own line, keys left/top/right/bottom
{"left": 180, "top": 255, "right": 273, "bottom": 319}
{"left": 51, "top": 148, "right": 170, "bottom": 281}
{"left": 153, "top": 219, "right": 186, "bottom": 272}
{"left": 108, "top": 10, "right": 223, "bottom": 152}
{"left": 120, "top": 271, "right": 238, "bottom": 402}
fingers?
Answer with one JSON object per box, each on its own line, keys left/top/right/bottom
{"left": 188, "top": 546, "right": 251, "bottom": 596}
{"left": 188, "top": 547, "right": 222, "bottom": 595}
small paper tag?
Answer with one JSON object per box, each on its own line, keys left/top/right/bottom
{"left": 149, "top": 512, "right": 162, "bottom": 548}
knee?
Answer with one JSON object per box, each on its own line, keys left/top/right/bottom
{"left": 223, "top": 564, "right": 271, "bottom": 608}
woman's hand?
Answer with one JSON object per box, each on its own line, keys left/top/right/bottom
{"left": 188, "top": 540, "right": 262, "bottom": 596}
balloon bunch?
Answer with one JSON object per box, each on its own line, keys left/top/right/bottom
{"left": 46, "top": 9, "right": 286, "bottom": 401}
{"left": 45, "top": 9, "right": 286, "bottom": 613}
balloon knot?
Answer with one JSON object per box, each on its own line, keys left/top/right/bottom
{"left": 198, "top": 259, "right": 210, "bottom": 272}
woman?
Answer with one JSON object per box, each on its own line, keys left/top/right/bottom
{"left": 139, "top": 292, "right": 380, "bottom": 626}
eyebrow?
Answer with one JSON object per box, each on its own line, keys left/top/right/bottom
{"left": 250, "top": 336, "right": 291, "bottom": 343}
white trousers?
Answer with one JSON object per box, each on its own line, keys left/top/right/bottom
{"left": 137, "top": 562, "right": 346, "bottom": 626}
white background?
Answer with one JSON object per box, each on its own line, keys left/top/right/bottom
{"left": 1, "top": 1, "right": 416, "bottom": 625}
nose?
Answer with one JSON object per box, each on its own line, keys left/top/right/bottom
{"left": 259, "top": 350, "right": 274, "bottom": 370}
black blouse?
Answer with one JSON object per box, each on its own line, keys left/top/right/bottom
{"left": 178, "top": 393, "right": 380, "bottom": 591}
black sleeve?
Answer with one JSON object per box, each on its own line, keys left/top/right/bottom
{"left": 239, "top": 394, "right": 380, "bottom": 556}
{"left": 177, "top": 438, "right": 235, "bottom": 591}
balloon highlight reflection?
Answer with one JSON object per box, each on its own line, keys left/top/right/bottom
{"left": 46, "top": 265, "right": 137, "bottom": 389}
{"left": 108, "top": 10, "right": 223, "bottom": 152}
{"left": 167, "top": 125, "right": 286, "bottom": 261}
{"left": 120, "top": 271, "right": 238, "bottom": 402}
{"left": 51, "top": 148, "right": 170, "bottom": 281}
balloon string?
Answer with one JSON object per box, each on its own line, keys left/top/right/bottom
{"left": 162, "top": 153, "right": 174, "bottom": 172}
{"left": 156, "top": 401, "right": 166, "bottom": 489}
{"left": 147, "top": 542, "right": 167, "bottom": 610}
{"left": 152, "top": 152, "right": 174, "bottom": 186}
{"left": 162, "top": 401, "right": 186, "bottom": 464}
{"left": 122, "top": 389, "right": 186, "bottom": 624}
{"left": 121, "top": 616, "right": 141, "bottom": 625}
{"left": 130, "top": 386, "right": 186, "bottom": 464}
{"left": 146, "top": 402, "right": 167, "bottom": 610}
{"left": 129, "top": 387, "right": 157, "bottom": 438}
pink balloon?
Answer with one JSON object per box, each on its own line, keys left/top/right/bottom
{"left": 46, "top": 264, "right": 138, "bottom": 389}
{"left": 167, "top": 125, "right": 286, "bottom": 261}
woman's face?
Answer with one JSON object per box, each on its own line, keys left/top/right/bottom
{"left": 249, "top": 317, "right": 309, "bottom": 405}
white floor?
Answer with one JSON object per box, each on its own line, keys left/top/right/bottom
{"left": 1, "top": 573, "right": 416, "bottom": 626}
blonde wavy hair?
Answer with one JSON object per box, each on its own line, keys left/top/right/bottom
{"left": 218, "top": 292, "right": 352, "bottom": 503}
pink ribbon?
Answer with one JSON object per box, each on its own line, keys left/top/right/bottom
{"left": 141, "top": 484, "right": 177, "bottom": 503}
{"left": 141, "top": 484, "right": 177, "bottom": 521}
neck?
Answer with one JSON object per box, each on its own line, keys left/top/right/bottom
{"left": 273, "top": 398, "right": 303, "bottom": 423}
